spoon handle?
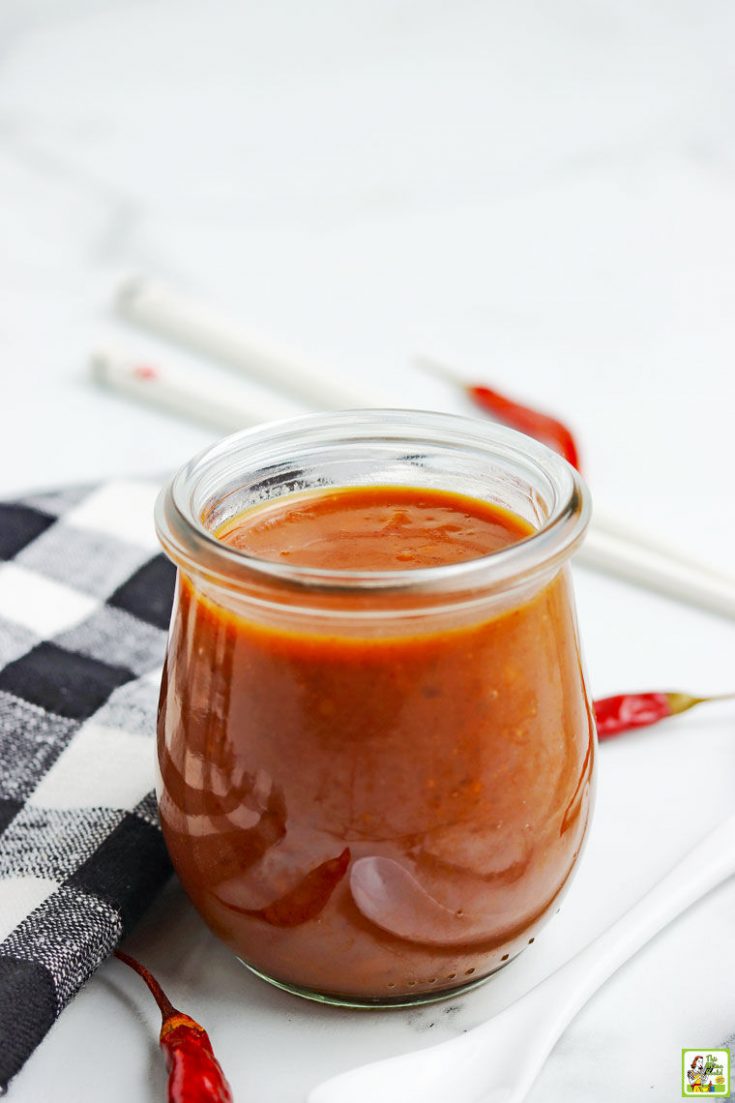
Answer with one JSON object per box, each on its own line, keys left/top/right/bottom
{"left": 486, "top": 813, "right": 735, "bottom": 1103}
{"left": 540, "top": 813, "right": 735, "bottom": 1017}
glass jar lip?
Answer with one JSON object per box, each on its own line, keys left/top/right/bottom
{"left": 156, "top": 408, "right": 591, "bottom": 595}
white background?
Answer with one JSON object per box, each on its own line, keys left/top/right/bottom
{"left": 2, "top": 2, "right": 735, "bottom": 1100}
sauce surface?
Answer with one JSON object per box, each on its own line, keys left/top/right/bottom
{"left": 216, "top": 485, "right": 532, "bottom": 570}
{"left": 157, "top": 484, "right": 594, "bottom": 1003}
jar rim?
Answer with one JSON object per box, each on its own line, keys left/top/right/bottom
{"left": 155, "top": 408, "right": 591, "bottom": 596}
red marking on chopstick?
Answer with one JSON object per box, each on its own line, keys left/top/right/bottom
{"left": 133, "top": 364, "right": 159, "bottom": 381}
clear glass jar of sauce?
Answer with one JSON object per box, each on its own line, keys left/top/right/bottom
{"left": 155, "top": 410, "right": 595, "bottom": 1006}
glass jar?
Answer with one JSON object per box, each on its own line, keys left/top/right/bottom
{"left": 155, "top": 409, "right": 595, "bottom": 1007}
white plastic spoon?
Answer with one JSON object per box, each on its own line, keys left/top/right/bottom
{"left": 309, "top": 814, "right": 735, "bottom": 1103}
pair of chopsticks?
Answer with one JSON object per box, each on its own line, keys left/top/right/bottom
{"left": 94, "top": 277, "right": 735, "bottom": 621}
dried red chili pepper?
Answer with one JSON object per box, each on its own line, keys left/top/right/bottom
{"left": 417, "top": 357, "right": 581, "bottom": 469}
{"left": 114, "top": 950, "right": 233, "bottom": 1103}
{"left": 594, "top": 691, "right": 734, "bottom": 739}
{"left": 468, "top": 385, "right": 580, "bottom": 469}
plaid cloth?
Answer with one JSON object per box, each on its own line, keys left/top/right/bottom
{"left": 0, "top": 479, "right": 175, "bottom": 1091}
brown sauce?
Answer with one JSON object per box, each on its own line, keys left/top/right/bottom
{"left": 157, "top": 485, "right": 594, "bottom": 1001}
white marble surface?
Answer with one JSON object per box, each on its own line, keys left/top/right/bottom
{"left": 2, "top": 1, "right": 735, "bottom": 1100}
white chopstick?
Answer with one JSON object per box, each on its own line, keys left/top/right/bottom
{"left": 590, "top": 509, "right": 735, "bottom": 586}
{"left": 578, "top": 523, "right": 735, "bottom": 619}
{"left": 93, "top": 343, "right": 735, "bottom": 623}
{"left": 91, "top": 347, "right": 290, "bottom": 433}
{"left": 117, "top": 275, "right": 389, "bottom": 410}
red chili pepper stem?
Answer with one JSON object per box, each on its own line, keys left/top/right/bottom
{"left": 664, "top": 690, "right": 735, "bottom": 719}
{"left": 114, "top": 949, "right": 176, "bottom": 1018}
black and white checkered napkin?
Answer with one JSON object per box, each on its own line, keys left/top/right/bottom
{"left": 0, "top": 479, "right": 176, "bottom": 1091}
